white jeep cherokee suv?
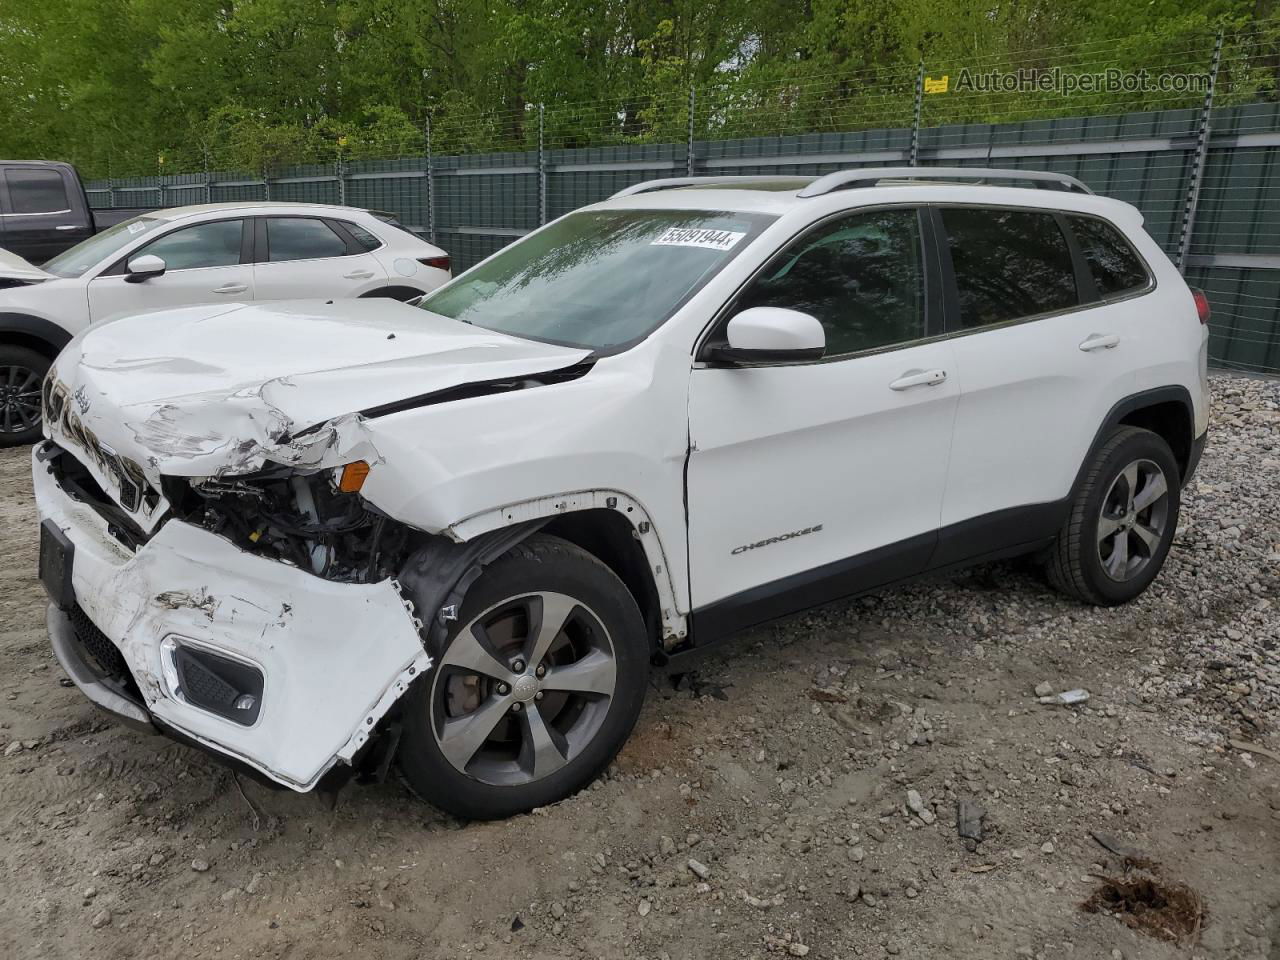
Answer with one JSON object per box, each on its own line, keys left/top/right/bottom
{"left": 33, "top": 168, "right": 1210, "bottom": 819}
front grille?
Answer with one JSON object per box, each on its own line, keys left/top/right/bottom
{"left": 45, "top": 379, "right": 152, "bottom": 514}
{"left": 70, "top": 604, "right": 128, "bottom": 678}
{"left": 47, "top": 446, "right": 152, "bottom": 552}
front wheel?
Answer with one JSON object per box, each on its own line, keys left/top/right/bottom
{"left": 1046, "top": 426, "right": 1181, "bottom": 606}
{"left": 0, "top": 345, "right": 49, "bottom": 447}
{"left": 398, "top": 534, "right": 649, "bottom": 819}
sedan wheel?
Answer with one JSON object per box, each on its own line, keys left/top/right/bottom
{"left": 0, "top": 347, "right": 51, "bottom": 447}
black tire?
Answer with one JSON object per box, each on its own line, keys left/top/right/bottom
{"left": 1046, "top": 426, "right": 1181, "bottom": 606}
{"left": 0, "top": 345, "right": 50, "bottom": 447}
{"left": 398, "top": 534, "right": 648, "bottom": 819}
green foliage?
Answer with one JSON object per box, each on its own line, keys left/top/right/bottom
{"left": 0, "top": 0, "right": 1275, "bottom": 178}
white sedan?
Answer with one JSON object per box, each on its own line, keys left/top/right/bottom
{"left": 0, "top": 201, "right": 451, "bottom": 444}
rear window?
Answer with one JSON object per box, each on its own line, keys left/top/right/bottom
{"left": 942, "top": 208, "right": 1079, "bottom": 328}
{"left": 5, "top": 169, "right": 70, "bottom": 214}
{"left": 265, "top": 218, "right": 347, "bottom": 262}
{"left": 1067, "top": 215, "right": 1149, "bottom": 297}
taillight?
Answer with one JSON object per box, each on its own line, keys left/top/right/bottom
{"left": 1191, "top": 287, "right": 1211, "bottom": 325}
{"left": 418, "top": 255, "right": 450, "bottom": 272}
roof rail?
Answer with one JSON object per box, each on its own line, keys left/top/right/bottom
{"left": 610, "top": 175, "right": 809, "bottom": 199}
{"left": 797, "top": 166, "right": 1093, "bottom": 197}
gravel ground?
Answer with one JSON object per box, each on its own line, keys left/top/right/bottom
{"left": 1, "top": 372, "right": 1278, "bottom": 960}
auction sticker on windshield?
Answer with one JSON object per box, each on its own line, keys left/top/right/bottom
{"left": 651, "top": 227, "right": 746, "bottom": 251}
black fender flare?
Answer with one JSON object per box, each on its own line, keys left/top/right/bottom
{"left": 1069, "top": 385, "right": 1196, "bottom": 498}
{"left": 358, "top": 285, "right": 427, "bottom": 302}
{"left": 396, "top": 519, "right": 550, "bottom": 657}
{"left": 0, "top": 312, "right": 73, "bottom": 357}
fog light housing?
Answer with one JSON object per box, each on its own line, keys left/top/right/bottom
{"left": 160, "top": 637, "right": 265, "bottom": 726}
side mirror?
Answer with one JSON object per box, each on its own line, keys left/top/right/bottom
{"left": 708, "top": 307, "right": 825, "bottom": 364}
{"left": 125, "top": 254, "right": 167, "bottom": 283}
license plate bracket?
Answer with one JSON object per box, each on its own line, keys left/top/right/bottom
{"left": 39, "top": 520, "right": 75, "bottom": 610}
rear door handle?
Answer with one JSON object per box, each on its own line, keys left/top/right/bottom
{"left": 344, "top": 270, "right": 375, "bottom": 280}
{"left": 213, "top": 283, "right": 248, "bottom": 295}
{"left": 55, "top": 224, "right": 80, "bottom": 231}
{"left": 1079, "top": 333, "right": 1120, "bottom": 352}
{"left": 889, "top": 368, "right": 947, "bottom": 391}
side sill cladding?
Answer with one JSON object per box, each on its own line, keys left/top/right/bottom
{"left": 446, "top": 491, "right": 689, "bottom": 647}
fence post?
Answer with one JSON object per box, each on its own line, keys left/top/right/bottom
{"left": 425, "top": 115, "right": 435, "bottom": 244}
{"left": 203, "top": 146, "right": 213, "bottom": 204}
{"left": 262, "top": 161, "right": 271, "bottom": 201}
{"left": 538, "top": 103, "right": 547, "bottom": 225}
{"left": 909, "top": 61, "right": 925, "bottom": 167}
{"left": 1176, "top": 29, "right": 1224, "bottom": 274}
{"left": 686, "top": 86, "right": 696, "bottom": 176}
{"left": 336, "top": 152, "right": 347, "bottom": 206}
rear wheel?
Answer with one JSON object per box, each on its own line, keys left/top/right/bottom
{"left": 1046, "top": 426, "right": 1181, "bottom": 606}
{"left": 398, "top": 534, "right": 648, "bottom": 819}
{"left": 0, "top": 345, "right": 49, "bottom": 447}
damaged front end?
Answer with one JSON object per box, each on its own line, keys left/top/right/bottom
{"left": 36, "top": 444, "right": 439, "bottom": 791}
{"left": 33, "top": 425, "right": 444, "bottom": 790}
{"left": 165, "top": 464, "right": 416, "bottom": 584}
{"left": 35, "top": 302, "right": 600, "bottom": 791}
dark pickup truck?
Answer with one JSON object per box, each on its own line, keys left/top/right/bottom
{"left": 0, "top": 160, "right": 151, "bottom": 264}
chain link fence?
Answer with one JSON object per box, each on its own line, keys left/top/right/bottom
{"left": 85, "top": 21, "right": 1280, "bottom": 373}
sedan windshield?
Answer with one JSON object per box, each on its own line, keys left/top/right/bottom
{"left": 42, "top": 217, "right": 164, "bottom": 278}
{"left": 418, "top": 209, "right": 775, "bottom": 350}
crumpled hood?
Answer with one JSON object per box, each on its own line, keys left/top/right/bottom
{"left": 51, "top": 298, "right": 591, "bottom": 479}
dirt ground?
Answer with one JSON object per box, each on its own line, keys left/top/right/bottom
{"left": 1, "top": 374, "right": 1278, "bottom": 960}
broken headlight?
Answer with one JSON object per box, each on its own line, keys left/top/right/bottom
{"left": 165, "top": 464, "right": 412, "bottom": 583}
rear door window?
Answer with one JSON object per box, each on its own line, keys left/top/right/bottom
{"left": 5, "top": 169, "right": 70, "bottom": 214}
{"left": 1067, "top": 215, "right": 1149, "bottom": 297}
{"left": 265, "top": 218, "right": 348, "bottom": 262}
{"left": 941, "top": 208, "right": 1079, "bottom": 328}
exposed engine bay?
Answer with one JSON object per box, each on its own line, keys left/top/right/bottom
{"left": 164, "top": 468, "right": 417, "bottom": 584}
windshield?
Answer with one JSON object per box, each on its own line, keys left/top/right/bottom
{"left": 42, "top": 217, "right": 164, "bottom": 278}
{"left": 418, "top": 209, "right": 775, "bottom": 350}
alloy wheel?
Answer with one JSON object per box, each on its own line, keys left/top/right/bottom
{"left": 0, "top": 365, "right": 42, "bottom": 436}
{"left": 429, "top": 592, "right": 618, "bottom": 786}
{"left": 1097, "top": 458, "right": 1171, "bottom": 582}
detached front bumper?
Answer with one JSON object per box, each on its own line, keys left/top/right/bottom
{"left": 33, "top": 444, "right": 431, "bottom": 791}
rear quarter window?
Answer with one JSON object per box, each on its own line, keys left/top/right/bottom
{"left": 340, "top": 221, "right": 383, "bottom": 251}
{"left": 1067, "top": 215, "right": 1150, "bottom": 297}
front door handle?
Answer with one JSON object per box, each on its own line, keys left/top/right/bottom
{"left": 213, "top": 283, "right": 248, "bottom": 295}
{"left": 1079, "top": 333, "right": 1120, "bottom": 352}
{"left": 55, "top": 224, "right": 80, "bottom": 231}
{"left": 343, "top": 270, "right": 375, "bottom": 280}
{"left": 889, "top": 368, "right": 947, "bottom": 391}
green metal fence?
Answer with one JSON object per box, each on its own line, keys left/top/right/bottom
{"left": 85, "top": 71, "right": 1280, "bottom": 375}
